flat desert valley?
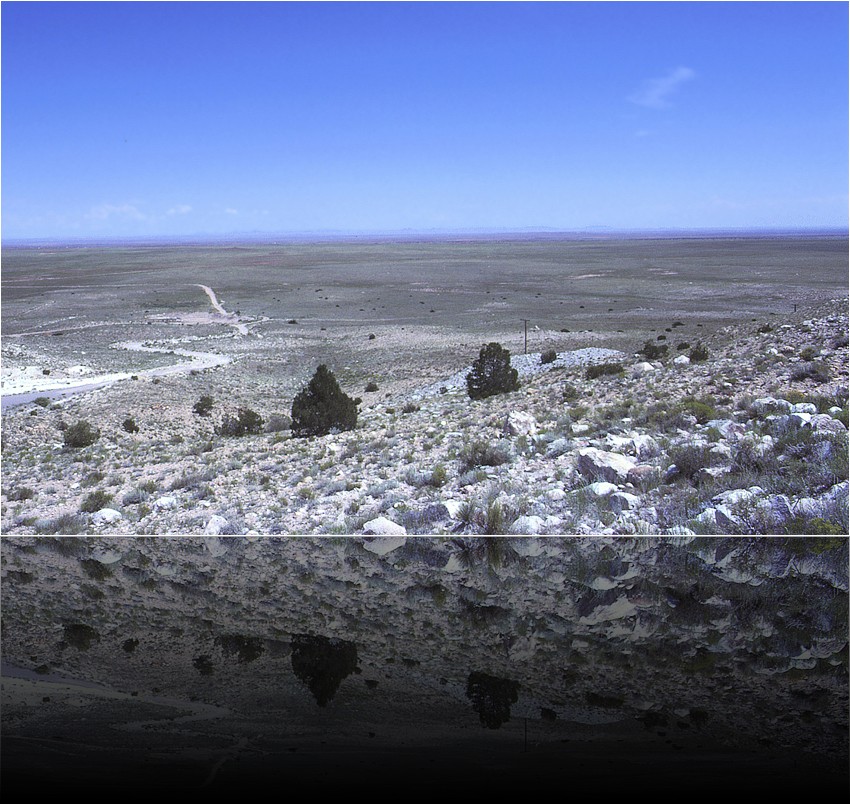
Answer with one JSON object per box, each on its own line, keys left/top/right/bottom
{"left": 1, "top": 234, "right": 848, "bottom": 535}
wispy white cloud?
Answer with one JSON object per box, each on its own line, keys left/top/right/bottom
{"left": 167, "top": 204, "right": 192, "bottom": 216}
{"left": 629, "top": 66, "right": 695, "bottom": 109}
{"left": 86, "top": 203, "right": 146, "bottom": 221}
{"left": 225, "top": 207, "right": 239, "bottom": 216}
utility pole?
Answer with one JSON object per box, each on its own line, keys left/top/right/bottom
{"left": 521, "top": 319, "right": 529, "bottom": 354}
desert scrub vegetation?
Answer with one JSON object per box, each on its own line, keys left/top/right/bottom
{"left": 80, "top": 489, "right": 113, "bottom": 513}
{"left": 466, "top": 342, "right": 520, "bottom": 400}
{"left": 193, "top": 395, "right": 214, "bottom": 416}
{"left": 6, "top": 486, "right": 35, "bottom": 501}
{"left": 586, "top": 362, "right": 624, "bottom": 380}
{"left": 458, "top": 440, "right": 512, "bottom": 473}
{"left": 35, "top": 513, "right": 87, "bottom": 535}
{"left": 291, "top": 364, "right": 359, "bottom": 437}
{"left": 689, "top": 343, "right": 709, "bottom": 362}
{"left": 640, "top": 341, "right": 668, "bottom": 360}
{"left": 62, "top": 420, "right": 100, "bottom": 449}
{"left": 215, "top": 407, "right": 264, "bottom": 437}
{"left": 790, "top": 362, "right": 831, "bottom": 384}
{"left": 122, "top": 417, "right": 139, "bottom": 434}
{"left": 540, "top": 348, "right": 557, "bottom": 365}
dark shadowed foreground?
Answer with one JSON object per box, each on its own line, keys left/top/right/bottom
{"left": 1, "top": 536, "right": 847, "bottom": 794}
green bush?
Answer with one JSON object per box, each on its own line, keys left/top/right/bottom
{"left": 466, "top": 343, "right": 520, "bottom": 400}
{"left": 458, "top": 440, "right": 511, "bottom": 473}
{"left": 540, "top": 349, "right": 557, "bottom": 365}
{"left": 33, "top": 397, "right": 50, "bottom": 408}
{"left": 80, "top": 489, "right": 113, "bottom": 513}
{"left": 790, "top": 363, "right": 831, "bottom": 384}
{"left": 640, "top": 341, "right": 668, "bottom": 360}
{"left": 799, "top": 346, "right": 818, "bottom": 361}
{"left": 264, "top": 413, "right": 292, "bottom": 433}
{"left": 193, "top": 395, "right": 214, "bottom": 417}
{"left": 365, "top": 381, "right": 379, "bottom": 393}
{"left": 291, "top": 365, "right": 359, "bottom": 437}
{"left": 680, "top": 397, "right": 719, "bottom": 424}
{"left": 586, "top": 362, "right": 623, "bottom": 380}
{"left": 63, "top": 420, "right": 100, "bottom": 449}
{"left": 668, "top": 444, "right": 715, "bottom": 483}
{"left": 215, "top": 407, "right": 265, "bottom": 437}
{"left": 7, "top": 487, "right": 35, "bottom": 501}
{"left": 122, "top": 417, "right": 139, "bottom": 434}
{"left": 689, "top": 343, "right": 709, "bottom": 362}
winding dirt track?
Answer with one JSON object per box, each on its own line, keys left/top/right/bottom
{"left": 1, "top": 285, "right": 241, "bottom": 410}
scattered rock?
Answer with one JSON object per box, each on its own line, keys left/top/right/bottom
{"left": 609, "top": 492, "right": 640, "bottom": 513}
{"left": 203, "top": 519, "right": 229, "bottom": 538}
{"left": 92, "top": 508, "right": 122, "bottom": 525}
{"left": 503, "top": 411, "right": 537, "bottom": 437}
{"left": 577, "top": 448, "right": 636, "bottom": 484}
{"left": 510, "top": 515, "right": 546, "bottom": 534}
{"left": 586, "top": 481, "right": 619, "bottom": 497}
{"left": 362, "top": 520, "right": 407, "bottom": 537}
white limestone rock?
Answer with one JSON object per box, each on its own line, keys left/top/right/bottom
{"left": 503, "top": 411, "right": 537, "bottom": 437}
{"left": 203, "top": 519, "right": 230, "bottom": 539}
{"left": 609, "top": 492, "right": 641, "bottom": 513}
{"left": 577, "top": 448, "right": 636, "bottom": 484}
{"left": 510, "top": 515, "right": 546, "bottom": 534}
{"left": 92, "top": 508, "right": 122, "bottom": 525}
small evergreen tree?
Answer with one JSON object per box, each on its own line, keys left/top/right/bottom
{"left": 291, "top": 365, "right": 358, "bottom": 436}
{"left": 466, "top": 342, "right": 520, "bottom": 400}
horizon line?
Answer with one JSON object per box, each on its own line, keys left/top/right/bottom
{"left": 3, "top": 224, "right": 848, "bottom": 248}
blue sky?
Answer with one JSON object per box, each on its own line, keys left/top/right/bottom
{"left": 2, "top": 1, "right": 847, "bottom": 239}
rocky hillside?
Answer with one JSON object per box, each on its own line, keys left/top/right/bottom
{"left": 1, "top": 536, "right": 847, "bottom": 791}
{"left": 1, "top": 298, "right": 847, "bottom": 535}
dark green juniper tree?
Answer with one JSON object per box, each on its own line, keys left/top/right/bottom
{"left": 466, "top": 342, "right": 520, "bottom": 400}
{"left": 291, "top": 364, "right": 359, "bottom": 436}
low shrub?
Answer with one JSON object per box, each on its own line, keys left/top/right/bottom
{"left": 540, "top": 349, "right": 557, "bottom": 365}
{"left": 63, "top": 420, "right": 100, "bottom": 449}
{"left": 640, "top": 341, "right": 668, "bottom": 360}
{"left": 680, "top": 397, "right": 719, "bottom": 424}
{"left": 122, "top": 417, "right": 139, "bottom": 434}
{"left": 264, "top": 413, "right": 291, "bottom": 433}
{"left": 790, "top": 363, "right": 831, "bottom": 384}
{"left": 586, "top": 362, "right": 623, "bottom": 380}
{"left": 33, "top": 397, "right": 50, "bottom": 408}
{"left": 35, "top": 513, "right": 87, "bottom": 535}
{"left": 7, "top": 487, "right": 35, "bottom": 502}
{"left": 688, "top": 343, "right": 709, "bottom": 362}
{"left": 193, "top": 395, "right": 214, "bottom": 417}
{"left": 365, "top": 381, "right": 379, "bottom": 393}
{"left": 80, "top": 489, "right": 113, "bottom": 513}
{"left": 562, "top": 383, "right": 580, "bottom": 402}
{"left": 799, "top": 346, "right": 818, "bottom": 361}
{"left": 668, "top": 444, "right": 716, "bottom": 483}
{"left": 458, "top": 440, "right": 511, "bottom": 474}
{"left": 215, "top": 407, "right": 265, "bottom": 437}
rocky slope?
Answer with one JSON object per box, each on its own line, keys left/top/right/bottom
{"left": 1, "top": 298, "right": 847, "bottom": 535}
